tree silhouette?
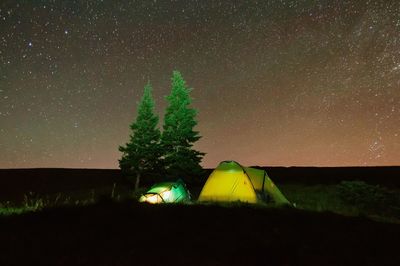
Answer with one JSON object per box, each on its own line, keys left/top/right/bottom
{"left": 119, "top": 82, "right": 162, "bottom": 190}
{"left": 161, "top": 71, "right": 205, "bottom": 179}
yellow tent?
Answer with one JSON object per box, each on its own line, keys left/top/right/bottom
{"left": 198, "top": 161, "right": 290, "bottom": 205}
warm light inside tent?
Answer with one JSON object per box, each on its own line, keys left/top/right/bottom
{"left": 139, "top": 194, "right": 162, "bottom": 204}
{"left": 146, "top": 195, "right": 159, "bottom": 204}
{"left": 160, "top": 190, "right": 171, "bottom": 201}
{"left": 138, "top": 181, "right": 191, "bottom": 204}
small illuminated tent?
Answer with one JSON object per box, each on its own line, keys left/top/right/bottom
{"left": 139, "top": 180, "right": 191, "bottom": 204}
{"left": 198, "top": 161, "right": 290, "bottom": 205}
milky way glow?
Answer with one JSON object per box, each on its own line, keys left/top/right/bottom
{"left": 0, "top": 1, "right": 399, "bottom": 168}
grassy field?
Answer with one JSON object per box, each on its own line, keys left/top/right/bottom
{"left": 280, "top": 184, "right": 365, "bottom": 214}
{"left": 279, "top": 184, "right": 400, "bottom": 223}
{"left": 1, "top": 182, "right": 399, "bottom": 224}
{"left": 1, "top": 168, "right": 400, "bottom": 265}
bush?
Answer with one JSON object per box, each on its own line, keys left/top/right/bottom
{"left": 337, "top": 181, "right": 399, "bottom": 215}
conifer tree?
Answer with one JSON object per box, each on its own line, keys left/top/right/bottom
{"left": 119, "top": 82, "right": 162, "bottom": 190}
{"left": 161, "top": 71, "right": 205, "bottom": 179}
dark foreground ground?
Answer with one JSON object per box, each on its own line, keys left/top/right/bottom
{"left": 1, "top": 201, "right": 400, "bottom": 266}
{"left": 1, "top": 167, "right": 400, "bottom": 265}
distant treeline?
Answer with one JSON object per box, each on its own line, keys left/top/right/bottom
{"left": 0, "top": 167, "right": 399, "bottom": 202}
{"left": 261, "top": 166, "right": 400, "bottom": 187}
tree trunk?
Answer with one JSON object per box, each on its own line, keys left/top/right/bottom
{"left": 135, "top": 172, "right": 141, "bottom": 191}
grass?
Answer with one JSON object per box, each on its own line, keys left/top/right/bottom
{"left": 279, "top": 183, "right": 400, "bottom": 223}
{"left": 279, "top": 184, "right": 356, "bottom": 213}
{"left": 0, "top": 183, "right": 137, "bottom": 216}
{"left": 1, "top": 182, "right": 399, "bottom": 224}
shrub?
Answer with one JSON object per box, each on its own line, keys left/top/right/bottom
{"left": 337, "top": 181, "right": 398, "bottom": 215}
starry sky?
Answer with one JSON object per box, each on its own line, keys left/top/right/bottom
{"left": 0, "top": 1, "right": 399, "bottom": 169}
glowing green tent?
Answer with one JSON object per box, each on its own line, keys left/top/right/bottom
{"left": 198, "top": 161, "right": 291, "bottom": 205}
{"left": 139, "top": 180, "right": 191, "bottom": 204}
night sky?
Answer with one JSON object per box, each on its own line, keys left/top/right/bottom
{"left": 1, "top": 1, "right": 399, "bottom": 169}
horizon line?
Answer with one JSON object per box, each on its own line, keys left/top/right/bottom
{"left": 1, "top": 165, "right": 400, "bottom": 170}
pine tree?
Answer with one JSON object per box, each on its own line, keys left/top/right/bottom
{"left": 161, "top": 71, "right": 205, "bottom": 179}
{"left": 119, "top": 82, "right": 162, "bottom": 190}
